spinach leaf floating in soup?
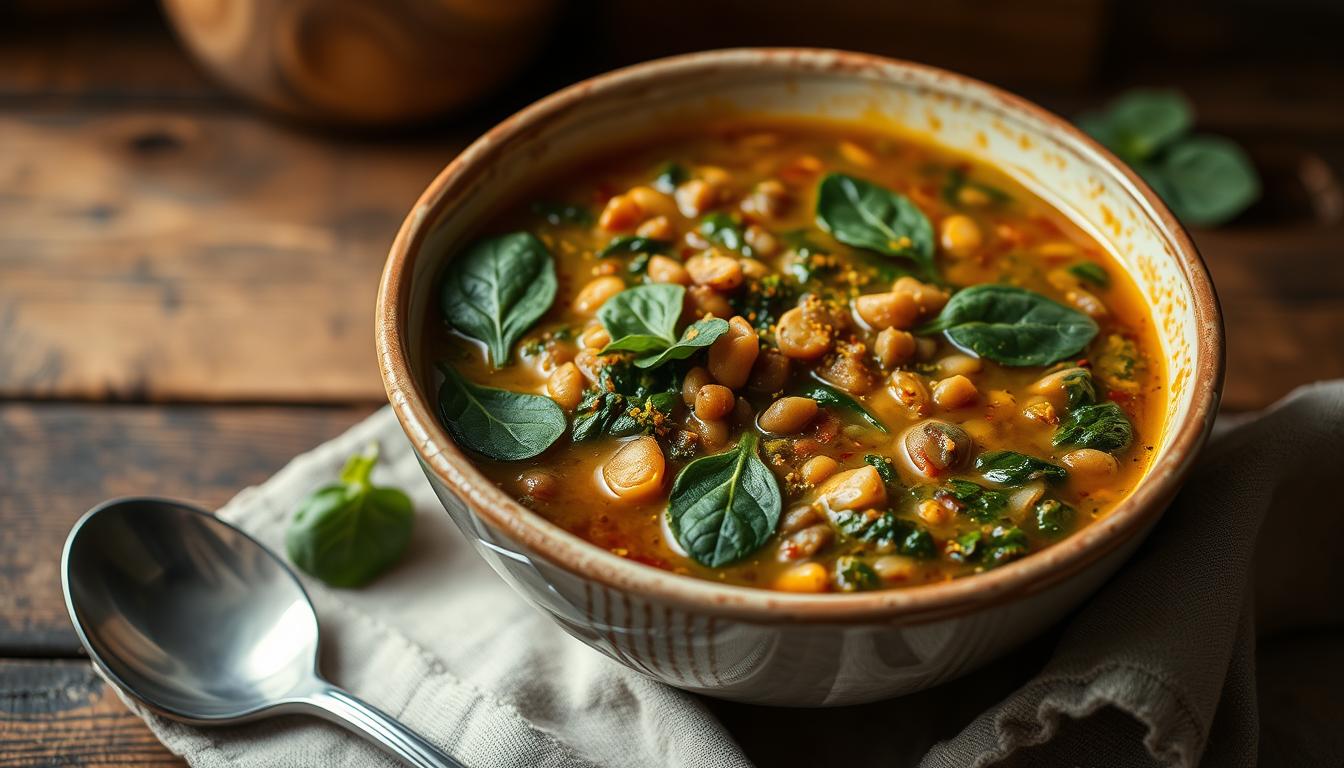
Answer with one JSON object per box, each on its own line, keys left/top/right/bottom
{"left": 420, "top": 119, "right": 1164, "bottom": 594}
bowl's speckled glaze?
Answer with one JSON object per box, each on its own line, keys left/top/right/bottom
{"left": 376, "top": 49, "right": 1223, "bottom": 705}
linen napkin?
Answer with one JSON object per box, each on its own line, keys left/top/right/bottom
{"left": 114, "top": 381, "right": 1344, "bottom": 767}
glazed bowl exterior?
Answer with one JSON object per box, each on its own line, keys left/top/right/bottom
{"left": 376, "top": 49, "right": 1223, "bottom": 706}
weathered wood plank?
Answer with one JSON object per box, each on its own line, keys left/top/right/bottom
{"left": 0, "top": 403, "right": 372, "bottom": 655}
{"left": 0, "top": 109, "right": 464, "bottom": 401}
{"left": 0, "top": 659, "right": 183, "bottom": 767}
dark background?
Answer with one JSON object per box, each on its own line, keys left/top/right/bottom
{"left": 1, "top": 1, "right": 1342, "bottom": 765}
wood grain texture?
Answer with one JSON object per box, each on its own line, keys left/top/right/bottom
{"left": 0, "top": 403, "right": 372, "bottom": 655}
{"left": 0, "top": 109, "right": 463, "bottom": 401}
{"left": 0, "top": 660, "right": 183, "bottom": 767}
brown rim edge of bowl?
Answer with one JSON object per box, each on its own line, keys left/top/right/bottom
{"left": 376, "top": 48, "right": 1225, "bottom": 626}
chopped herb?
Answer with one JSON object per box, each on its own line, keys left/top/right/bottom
{"left": 835, "top": 556, "right": 880, "bottom": 591}
{"left": 1061, "top": 368, "right": 1097, "bottom": 411}
{"left": 831, "top": 509, "right": 935, "bottom": 559}
{"left": 1033, "top": 498, "right": 1075, "bottom": 536}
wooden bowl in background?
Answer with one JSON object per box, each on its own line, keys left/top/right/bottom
{"left": 161, "top": 0, "right": 558, "bottom": 126}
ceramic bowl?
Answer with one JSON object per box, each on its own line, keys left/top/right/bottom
{"left": 376, "top": 49, "right": 1223, "bottom": 706}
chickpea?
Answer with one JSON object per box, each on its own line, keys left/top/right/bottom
{"left": 818, "top": 351, "right": 876, "bottom": 394}
{"left": 937, "top": 354, "right": 982, "bottom": 377}
{"left": 743, "top": 225, "right": 779, "bottom": 257}
{"left": 758, "top": 396, "right": 819, "bottom": 435}
{"left": 739, "top": 257, "right": 770, "bottom": 279}
{"left": 707, "top": 316, "right": 760, "bottom": 389}
{"left": 781, "top": 504, "right": 822, "bottom": 534}
{"left": 546, "top": 362, "right": 585, "bottom": 409}
{"left": 694, "top": 416, "right": 730, "bottom": 452}
{"left": 779, "top": 524, "right": 833, "bottom": 560}
{"left": 892, "top": 276, "right": 950, "bottom": 316}
{"left": 874, "top": 328, "right": 917, "bottom": 369}
{"left": 580, "top": 324, "right": 611, "bottom": 350}
{"left": 800, "top": 455, "right": 840, "bottom": 486}
{"left": 518, "top": 469, "right": 560, "bottom": 502}
{"left": 776, "top": 306, "right": 832, "bottom": 360}
{"left": 681, "top": 366, "right": 712, "bottom": 407}
{"left": 636, "top": 215, "right": 674, "bottom": 241}
{"left": 890, "top": 370, "right": 932, "bottom": 416}
{"left": 626, "top": 185, "right": 677, "bottom": 218}
{"left": 960, "top": 418, "right": 997, "bottom": 443}
{"left": 1062, "top": 448, "right": 1119, "bottom": 484}
{"left": 573, "top": 275, "right": 626, "bottom": 316}
{"left": 933, "top": 375, "right": 979, "bottom": 409}
{"left": 685, "top": 251, "right": 744, "bottom": 291}
{"left": 698, "top": 165, "right": 731, "bottom": 187}
{"left": 747, "top": 351, "right": 791, "bottom": 395}
{"left": 939, "top": 214, "right": 983, "bottom": 258}
{"left": 1067, "top": 288, "right": 1109, "bottom": 319}
{"left": 816, "top": 466, "right": 887, "bottom": 512}
{"left": 903, "top": 420, "right": 971, "bottom": 476}
{"left": 917, "top": 499, "right": 951, "bottom": 526}
{"left": 573, "top": 348, "right": 601, "bottom": 384}
{"left": 731, "top": 396, "right": 755, "bottom": 427}
{"left": 872, "top": 555, "right": 918, "bottom": 582}
{"left": 740, "top": 179, "right": 789, "bottom": 219}
{"left": 694, "top": 384, "right": 736, "bottom": 420}
{"left": 915, "top": 337, "right": 938, "bottom": 360}
{"left": 647, "top": 254, "right": 690, "bottom": 285}
{"left": 602, "top": 436, "right": 665, "bottom": 502}
{"left": 599, "top": 194, "right": 642, "bottom": 232}
{"left": 775, "top": 562, "right": 828, "bottom": 593}
{"left": 854, "top": 290, "right": 918, "bottom": 331}
{"left": 686, "top": 285, "right": 734, "bottom": 319}
{"left": 675, "top": 178, "right": 716, "bottom": 217}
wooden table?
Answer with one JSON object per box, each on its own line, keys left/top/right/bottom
{"left": 2, "top": 4, "right": 1341, "bottom": 766}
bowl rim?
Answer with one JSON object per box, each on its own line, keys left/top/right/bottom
{"left": 376, "top": 47, "right": 1224, "bottom": 624}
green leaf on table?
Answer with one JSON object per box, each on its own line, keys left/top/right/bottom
{"left": 815, "top": 173, "right": 935, "bottom": 278}
{"left": 285, "top": 444, "right": 413, "bottom": 588}
{"left": 1156, "top": 136, "right": 1261, "bottom": 226}
{"left": 667, "top": 432, "right": 782, "bottom": 567}
{"left": 1053, "top": 401, "right": 1134, "bottom": 453}
{"left": 435, "top": 363, "right": 565, "bottom": 460}
{"left": 917, "top": 284, "right": 1098, "bottom": 367}
{"left": 976, "top": 450, "right": 1068, "bottom": 485}
{"left": 1077, "top": 89, "right": 1193, "bottom": 163}
{"left": 440, "top": 232, "right": 557, "bottom": 368}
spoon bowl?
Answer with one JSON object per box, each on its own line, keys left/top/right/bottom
{"left": 62, "top": 497, "right": 462, "bottom": 768}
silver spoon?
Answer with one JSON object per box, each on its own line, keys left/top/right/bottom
{"left": 61, "top": 497, "right": 464, "bottom": 768}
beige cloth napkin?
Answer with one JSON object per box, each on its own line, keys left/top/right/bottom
{"left": 118, "top": 382, "right": 1344, "bottom": 767}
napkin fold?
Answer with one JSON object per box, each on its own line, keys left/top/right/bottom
{"left": 116, "top": 382, "right": 1344, "bottom": 767}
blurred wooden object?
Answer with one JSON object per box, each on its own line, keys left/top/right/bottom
{"left": 160, "top": 0, "right": 558, "bottom": 125}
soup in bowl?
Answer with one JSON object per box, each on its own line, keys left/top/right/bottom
{"left": 377, "top": 49, "right": 1221, "bottom": 705}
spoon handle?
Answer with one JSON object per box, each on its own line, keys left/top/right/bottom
{"left": 304, "top": 682, "right": 466, "bottom": 768}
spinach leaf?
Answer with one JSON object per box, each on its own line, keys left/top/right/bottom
{"left": 864, "top": 454, "right": 899, "bottom": 488}
{"left": 607, "top": 391, "right": 678, "bottom": 438}
{"left": 815, "top": 173, "right": 935, "bottom": 278}
{"left": 599, "top": 285, "right": 729, "bottom": 369}
{"left": 733, "top": 272, "right": 798, "bottom": 332}
{"left": 976, "top": 450, "right": 1067, "bottom": 485}
{"left": 832, "top": 508, "right": 935, "bottom": 559}
{"left": 948, "top": 525, "right": 1030, "bottom": 568}
{"left": 917, "top": 284, "right": 1098, "bottom": 366}
{"left": 599, "top": 284, "right": 683, "bottom": 350}
{"left": 1053, "top": 401, "right": 1134, "bottom": 453}
{"left": 440, "top": 232, "right": 557, "bottom": 368}
{"left": 935, "top": 479, "right": 1010, "bottom": 523}
{"left": 1077, "top": 89, "right": 1192, "bottom": 163}
{"left": 654, "top": 161, "right": 687, "bottom": 194}
{"left": 800, "top": 377, "right": 888, "bottom": 433}
{"left": 1061, "top": 368, "right": 1096, "bottom": 411}
{"left": 1067, "top": 262, "right": 1109, "bottom": 288}
{"left": 571, "top": 389, "right": 625, "bottom": 443}
{"left": 835, "top": 556, "right": 880, "bottom": 592}
{"left": 1033, "top": 498, "right": 1075, "bottom": 536}
{"left": 667, "top": 432, "right": 782, "bottom": 567}
{"left": 285, "top": 444, "right": 413, "bottom": 588}
{"left": 435, "top": 363, "right": 565, "bottom": 460}
{"left": 1157, "top": 136, "right": 1261, "bottom": 226}
{"left": 699, "top": 212, "right": 748, "bottom": 253}
{"left": 530, "top": 201, "right": 593, "bottom": 227}
{"left": 599, "top": 235, "right": 672, "bottom": 258}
